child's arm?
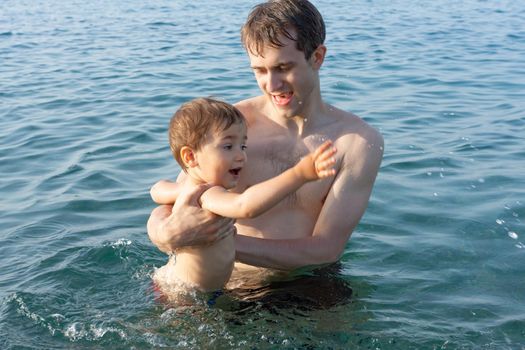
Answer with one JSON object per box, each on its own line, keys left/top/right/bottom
{"left": 150, "top": 179, "right": 182, "bottom": 204}
{"left": 150, "top": 170, "right": 189, "bottom": 204}
{"left": 201, "top": 140, "right": 337, "bottom": 219}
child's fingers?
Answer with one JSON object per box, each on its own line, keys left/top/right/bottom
{"left": 316, "top": 157, "right": 336, "bottom": 171}
{"left": 316, "top": 146, "right": 337, "bottom": 162}
{"left": 318, "top": 168, "right": 336, "bottom": 178}
{"left": 313, "top": 140, "right": 334, "bottom": 158}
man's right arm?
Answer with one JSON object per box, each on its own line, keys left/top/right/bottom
{"left": 147, "top": 183, "right": 236, "bottom": 253}
{"left": 234, "top": 126, "right": 384, "bottom": 270}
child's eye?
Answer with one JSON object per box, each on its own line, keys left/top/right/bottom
{"left": 241, "top": 144, "right": 248, "bottom": 150}
{"left": 223, "top": 144, "right": 233, "bottom": 150}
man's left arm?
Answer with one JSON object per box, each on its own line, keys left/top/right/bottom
{"left": 235, "top": 130, "right": 384, "bottom": 270}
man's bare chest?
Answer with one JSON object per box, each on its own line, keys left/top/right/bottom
{"left": 238, "top": 140, "right": 332, "bottom": 209}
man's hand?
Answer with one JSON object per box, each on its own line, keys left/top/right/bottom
{"left": 295, "top": 140, "right": 337, "bottom": 181}
{"left": 147, "top": 183, "right": 235, "bottom": 254}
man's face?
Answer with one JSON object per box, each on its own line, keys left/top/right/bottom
{"left": 247, "top": 32, "right": 321, "bottom": 120}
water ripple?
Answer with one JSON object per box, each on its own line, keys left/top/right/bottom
{"left": 1, "top": 0, "right": 525, "bottom": 348}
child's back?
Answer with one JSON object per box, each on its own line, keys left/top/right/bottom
{"left": 154, "top": 231, "right": 234, "bottom": 292}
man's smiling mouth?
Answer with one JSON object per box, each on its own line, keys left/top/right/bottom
{"left": 272, "top": 92, "right": 293, "bottom": 106}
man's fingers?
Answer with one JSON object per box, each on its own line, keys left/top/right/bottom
{"left": 147, "top": 205, "right": 174, "bottom": 254}
{"left": 216, "top": 222, "right": 237, "bottom": 241}
{"left": 201, "top": 217, "right": 235, "bottom": 243}
{"left": 177, "top": 183, "right": 212, "bottom": 206}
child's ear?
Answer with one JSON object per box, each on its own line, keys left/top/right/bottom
{"left": 180, "top": 146, "right": 198, "bottom": 168}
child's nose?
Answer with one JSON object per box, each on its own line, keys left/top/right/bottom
{"left": 236, "top": 149, "right": 246, "bottom": 162}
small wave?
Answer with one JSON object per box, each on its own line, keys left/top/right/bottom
{"left": 6, "top": 220, "right": 71, "bottom": 241}
{"left": 5, "top": 293, "right": 65, "bottom": 337}
{"left": 148, "top": 21, "right": 178, "bottom": 27}
{"left": 106, "top": 238, "right": 132, "bottom": 248}
{"left": 64, "top": 322, "right": 127, "bottom": 342}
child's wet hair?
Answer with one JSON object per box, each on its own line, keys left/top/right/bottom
{"left": 168, "top": 97, "right": 246, "bottom": 169}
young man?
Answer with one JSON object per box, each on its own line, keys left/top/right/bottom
{"left": 147, "top": 0, "right": 383, "bottom": 277}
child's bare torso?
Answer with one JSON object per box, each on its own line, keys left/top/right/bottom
{"left": 154, "top": 233, "right": 235, "bottom": 292}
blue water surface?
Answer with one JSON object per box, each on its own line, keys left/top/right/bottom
{"left": 1, "top": 0, "right": 524, "bottom": 348}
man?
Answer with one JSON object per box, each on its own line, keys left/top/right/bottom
{"left": 147, "top": 0, "right": 383, "bottom": 277}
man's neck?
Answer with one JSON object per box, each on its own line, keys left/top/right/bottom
{"left": 267, "top": 94, "right": 327, "bottom": 137}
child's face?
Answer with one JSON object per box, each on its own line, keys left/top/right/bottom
{"left": 193, "top": 122, "right": 247, "bottom": 189}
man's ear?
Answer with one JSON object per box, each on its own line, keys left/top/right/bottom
{"left": 180, "top": 146, "right": 198, "bottom": 168}
{"left": 310, "top": 44, "right": 326, "bottom": 69}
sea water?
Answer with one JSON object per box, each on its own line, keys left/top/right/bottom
{"left": 1, "top": 0, "right": 524, "bottom": 348}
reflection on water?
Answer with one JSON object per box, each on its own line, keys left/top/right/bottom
{"left": 153, "top": 263, "right": 353, "bottom": 312}
{"left": 226, "top": 263, "right": 353, "bottom": 312}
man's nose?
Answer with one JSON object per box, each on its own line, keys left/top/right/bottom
{"left": 267, "top": 71, "right": 282, "bottom": 92}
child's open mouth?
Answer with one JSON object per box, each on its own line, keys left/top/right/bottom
{"left": 229, "top": 167, "right": 242, "bottom": 176}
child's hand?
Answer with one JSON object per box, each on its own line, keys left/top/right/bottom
{"left": 296, "top": 140, "right": 337, "bottom": 181}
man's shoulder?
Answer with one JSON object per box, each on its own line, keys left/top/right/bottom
{"left": 234, "top": 96, "right": 265, "bottom": 121}
{"left": 326, "top": 107, "right": 383, "bottom": 167}
{"left": 328, "top": 106, "right": 382, "bottom": 145}
{"left": 234, "top": 96, "right": 260, "bottom": 108}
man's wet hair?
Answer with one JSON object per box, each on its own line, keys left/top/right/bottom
{"left": 241, "top": 0, "right": 326, "bottom": 60}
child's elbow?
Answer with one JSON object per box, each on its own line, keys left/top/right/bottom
{"left": 150, "top": 180, "right": 168, "bottom": 203}
{"left": 237, "top": 209, "right": 256, "bottom": 219}
{"left": 236, "top": 202, "right": 259, "bottom": 219}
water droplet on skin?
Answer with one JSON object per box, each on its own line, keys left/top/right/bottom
{"left": 508, "top": 231, "right": 518, "bottom": 239}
